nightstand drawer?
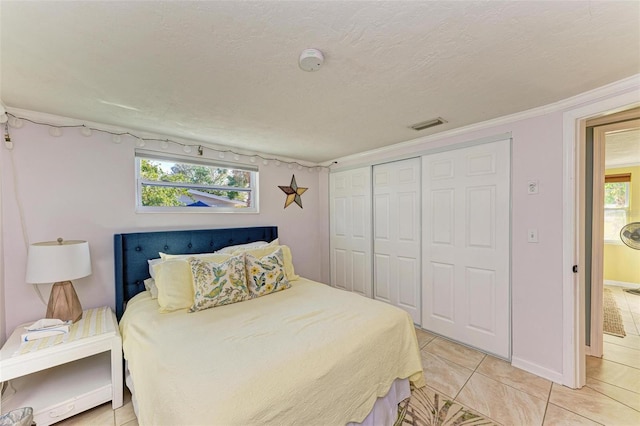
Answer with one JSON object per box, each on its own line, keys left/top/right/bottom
{"left": 1, "top": 352, "right": 112, "bottom": 426}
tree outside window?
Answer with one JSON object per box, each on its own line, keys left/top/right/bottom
{"left": 603, "top": 174, "right": 631, "bottom": 242}
{"left": 136, "top": 152, "right": 257, "bottom": 213}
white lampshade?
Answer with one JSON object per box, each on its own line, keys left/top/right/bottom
{"left": 26, "top": 239, "right": 92, "bottom": 284}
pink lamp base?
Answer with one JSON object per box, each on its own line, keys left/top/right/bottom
{"left": 46, "top": 281, "right": 83, "bottom": 323}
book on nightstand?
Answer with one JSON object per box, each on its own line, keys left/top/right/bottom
{"left": 20, "top": 319, "right": 71, "bottom": 342}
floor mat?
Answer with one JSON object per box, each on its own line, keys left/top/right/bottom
{"left": 603, "top": 288, "right": 626, "bottom": 337}
{"left": 396, "top": 386, "right": 496, "bottom": 426}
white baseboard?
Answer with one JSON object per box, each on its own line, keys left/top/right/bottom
{"left": 511, "top": 356, "right": 564, "bottom": 385}
{"left": 604, "top": 280, "right": 640, "bottom": 289}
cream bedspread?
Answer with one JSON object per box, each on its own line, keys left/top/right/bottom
{"left": 120, "top": 278, "right": 425, "bottom": 426}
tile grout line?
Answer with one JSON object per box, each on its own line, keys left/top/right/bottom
{"left": 602, "top": 339, "right": 640, "bottom": 353}
{"left": 586, "top": 375, "right": 640, "bottom": 396}
{"left": 452, "top": 353, "right": 486, "bottom": 400}
{"left": 545, "top": 401, "right": 607, "bottom": 426}
{"left": 472, "top": 369, "right": 551, "bottom": 404}
{"left": 462, "top": 361, "right": 551, "bottom": 426}
{"left": 596, "top": 354, "right": 640, "bottom": 371}
{"left": 540, "top": 380, "right": 552, "bottom": 426}
{"left": 583, "top": 379, "right": 640, "bottom": 414}
{"left": 448, "top": 353, "right": 507, "bottom": 426}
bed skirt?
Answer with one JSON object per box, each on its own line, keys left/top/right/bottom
{"left": 126, "top": 363, "right": 409, "bottom": 426}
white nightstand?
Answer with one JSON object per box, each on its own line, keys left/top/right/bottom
{"left": 0, "top": 307, "right": 123, "bottom": 426}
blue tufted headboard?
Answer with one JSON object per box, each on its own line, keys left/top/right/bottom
{"left": 114, "top": 226, "right": 278, "bottom": 320}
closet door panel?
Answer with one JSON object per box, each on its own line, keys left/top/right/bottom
{"left": 330, "top": 167, "right": 372, "bottom": 297}
{"left": 422, "top": 139, "right": 510, "bottom": 359}
{"left": 465, "top": 267, "right": 496, "bottom": 333}
{"left": 374, "top": 254, "right": 391, "bottom": 302}
{"left": 431, "top": 262, "right": 455, "bottom": 322}
{"left": 351, "top": 250, "right": 369, "bottom": 296}
{"left": 334, "top": 249, "right": 347, "bottom": 291}
{"left": 373, "top": 158, "right": 421, "bottom": 324}
{"left": 398, "top": 256, "right": 420, "bottom": 313}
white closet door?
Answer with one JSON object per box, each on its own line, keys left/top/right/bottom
{"left": 422, "top": 140, "right": 510, "bottom": 358}
{"left": 373, "top": 158, "right": 421, "bottom": 324}
{"left": 330, "top": 167, "right": 372, "bottom": 297}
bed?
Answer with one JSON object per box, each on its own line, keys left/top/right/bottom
{"left": 115, "top": 227, "right": 425, "bottom": 425}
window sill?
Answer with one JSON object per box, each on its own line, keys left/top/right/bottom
{"left": 136, "top": 207, "right": 259, "bottom": 214}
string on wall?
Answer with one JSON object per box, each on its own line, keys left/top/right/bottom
{"left": 2, "top": 112, "right": 330, "bottom": 172}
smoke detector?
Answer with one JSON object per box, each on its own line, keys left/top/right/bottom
{"left": 299, "top": 48, "right": 324, "bottom": 72}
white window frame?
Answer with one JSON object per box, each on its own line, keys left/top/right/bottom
{"left": 135, "top": 150, "right": 259, "bottom": 213}
{"left": 603, "top": 179, "right": 630, "bottom": 244}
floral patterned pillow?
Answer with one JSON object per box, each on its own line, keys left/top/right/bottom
{"left": 245, "top": 248, "right": 291, "bottom": 297}
{"left": 188, "top": 253, "right": 250, "bottom": 312}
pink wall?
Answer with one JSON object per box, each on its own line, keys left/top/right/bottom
{"left": 0, "top": 121, "right": 326, "bottom": 338}
{"left": 330, "top": 79, "right": 638, "bottom": 380}
{"left": 332, "top": 105, "right": 585, "bottom": 379}
{"left": 2, "top": 80, "right": 636, "bottom": 379}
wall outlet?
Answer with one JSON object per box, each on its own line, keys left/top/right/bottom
{"left": 528, "top": 229, "right": 539, "bottom": 243}
{"left": 528, "top": 180, "right": 539, "bottom": 194}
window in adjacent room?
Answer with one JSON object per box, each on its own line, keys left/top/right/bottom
{"left": 603, "top": 173, "right": 631, "bottom": 243}
{"left": 135, "top": 151, "right": 258, "bottom": 213}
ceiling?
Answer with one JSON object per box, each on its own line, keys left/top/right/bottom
{"left": 606, "top": 128, "right": 640, "bottom": 169}
{"left": 1, "top": 1, "right": 639, "bottom": 164}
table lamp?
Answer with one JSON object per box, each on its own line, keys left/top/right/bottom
{"left": 26, "top": 238, "right": 92, "bottom": 322}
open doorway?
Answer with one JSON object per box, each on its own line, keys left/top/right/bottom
{"left": 586, "top": 111, "right": 640, "bottom": 367}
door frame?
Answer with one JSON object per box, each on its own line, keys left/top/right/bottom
{"left": 587, "top": 123, "right": 606, "bottom": 358}
{"left": 588, "top": 118, "right": 640, "bottom": 358}
{"left": 562, "top": 90, "right": 640, "bottom": 388}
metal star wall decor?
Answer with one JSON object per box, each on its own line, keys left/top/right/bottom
{"left": 278, "top": 175, "right": 308, "bottom": 209}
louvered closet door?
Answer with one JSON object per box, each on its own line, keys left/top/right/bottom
{"left": 422, "top": 139, "right": 510, "bottom": 358}
{"left": 373, "top": 158, "right": 421, "bottom": 324}
{"left": 330, "top": 167, "right": 372, "bottom": 297}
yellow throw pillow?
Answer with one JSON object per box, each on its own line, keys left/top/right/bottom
{"left": 245, "top": 248, "right": 290, "bottom": 297}
{"left": 232, "top": 245, "right": 299, "bottom": 281}
{"left": 188, "top": 254, "right": 250, "bottom": 312}
{"left": 154, "top": 254, "right": 232, "bottom": 312}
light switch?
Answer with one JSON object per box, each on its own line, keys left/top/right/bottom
{"left": 528, "top": 180, "right": 539, "bottom": 194}
{"left": 528, "top": 229, "right": 539, "bottom": 243}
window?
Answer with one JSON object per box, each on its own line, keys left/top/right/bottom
{"left": 603, "top": 173, "right": 631, "bottom": 242}
{"left": 135, "top": 151, "right": 258, "bottom": 213}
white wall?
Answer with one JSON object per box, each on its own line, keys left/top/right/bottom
{"left": 0, "top": 120, "right": 327, "bottom": 338}
{"left": 331, "top": 81, "right": 639, "bottom": 381}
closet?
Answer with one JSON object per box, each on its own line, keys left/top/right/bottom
{"left": 329, "top": 167, "right": 372, "bottom": 297}
{"left": 372, "top": 158, "right": 421, "bottom": 324}
{"left": 329, "top": 138, "right": 511, "bottom": 358}
{"left": 421, "top": 140, "right": 510, "bottom": 358}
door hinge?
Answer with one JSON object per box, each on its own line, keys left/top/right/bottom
{"left": 572, "top": 265, "right": 578, "bottom": 273}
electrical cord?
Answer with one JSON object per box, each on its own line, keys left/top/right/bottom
{"left": 5, "top": 113, "right": 332, "bottom": 172}
{"left": 4, "top": 123, "right": 47, "bottom": 306}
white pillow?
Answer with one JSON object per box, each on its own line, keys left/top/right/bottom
{"left": 215, "top": 240, "right": 271, "bottom": 254}
{"left": 148, "top": 258, "right": 162, "bottom": 279}
{"left": 143, "top": 278, "right": 159, "bottom": 299}
{"left": 159, "top": 251, "right": 219, "bottom": 260}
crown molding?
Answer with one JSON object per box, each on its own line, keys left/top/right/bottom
{"left": 324, "top": 74, "right": 640, "bottom": 167}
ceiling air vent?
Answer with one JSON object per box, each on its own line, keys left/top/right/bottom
{"left": 409, "top": 117, "right": 447, "bottom": 131}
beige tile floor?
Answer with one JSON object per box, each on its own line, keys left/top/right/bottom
{"left": 57, "top": 285, "right": 640, "bottom": 426}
